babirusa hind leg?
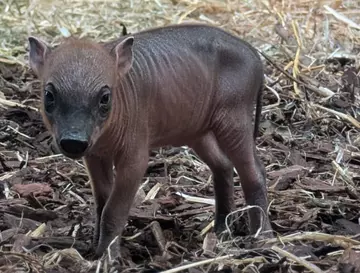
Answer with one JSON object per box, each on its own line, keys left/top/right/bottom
{"left": 190, "top": 132, "right": 234, "bottom": 233}
{"left": 212, "top": 111, "right": 273, "bottom": 237}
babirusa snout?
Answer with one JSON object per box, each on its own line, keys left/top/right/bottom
{"left": 56, "top": 115, "right": 94, "bottom": 159}
{"left": 59, "top": 131, "right": 89, "bottom": 156}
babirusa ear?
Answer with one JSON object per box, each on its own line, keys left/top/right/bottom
{"left": 115, "top": 36, "right": 134, "bottom": 75}
{"left": 28, "top": 36, "right": 51, "bottom": 77}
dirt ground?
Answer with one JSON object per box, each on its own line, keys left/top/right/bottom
{"left": 1, "top": 0, "right": 360, "bottom": 272}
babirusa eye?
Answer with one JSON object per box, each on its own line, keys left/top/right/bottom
{"left": 45, "top": 89, "right": 54, "bottom": 103}
{"left": 99, "top": 86, "right": 111, "bottom": 117}
{"left": 100, "top": 92, "right": 110, "bottom": 105}
{"left": 44, "top": 84, "right": 56, "bottom": 114}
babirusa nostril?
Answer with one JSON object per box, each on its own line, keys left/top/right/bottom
{"left": 59, "top": 138, "right": 88, "bottom": 155}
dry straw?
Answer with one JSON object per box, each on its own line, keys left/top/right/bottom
{"left": 0, "top": 0, "right": 360, "bottom": 272}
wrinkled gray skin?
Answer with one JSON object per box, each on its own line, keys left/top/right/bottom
{"left": 28, "top": 23, "right": 273, "bottom": 258}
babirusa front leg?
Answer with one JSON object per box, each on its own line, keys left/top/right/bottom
{"left": 94, "top": 148, "right": 149, "bottom": 258}
{"left": 84, "top": 155, "right": 114, "bottom": 250}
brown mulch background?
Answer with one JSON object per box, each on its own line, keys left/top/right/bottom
{"left": 1, "top": 0, "right": 360, "bottom": 272}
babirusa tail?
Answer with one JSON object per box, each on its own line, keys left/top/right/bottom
{"left": 253, "top": 78, "right": 264, "bottom": 140}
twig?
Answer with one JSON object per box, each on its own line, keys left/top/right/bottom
{"left": 262, "top": 84, "right": 281, "bottom": 112}
{"left": 144, "top": 182, "right": 162, "bottom": 201}
{"left": 8, "top": 126, "right": 33, "bottom": 140}
{"left": 0, "top": 97, "right": 38, "bottom": 112}
{"left": 271, "top": 246, "right": 325, "bottom": 273}
{"left": 150, "top": 221, "right": 167, "bottom": 253}
{"left": 331, "top": 160, "right": 354, "bottom": 187}
{"left": 257, "top": 49, "right": 335, "bottom": 97}
{"left": 160, "top": 254, "right": 234, "bottom": 273}
{"left": 324, "top": 5, "right": 360, "bottom": 30}
{"left": 175, "top": 191, "right": 215, "bottom": 205}
{"left": 266, "top": 231, "right": 360, "bottom": 249}
{"left": 291, "top": 19, "right": 302, "bottom": 95}
{"left": 199, "top": 220, "right": 214, "bottom": 237}
{"left": 29, "top": 223, "right": 46, "bottom": 238}
{"left": 312, "top": 103, "right": 360, "bottom": 128}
